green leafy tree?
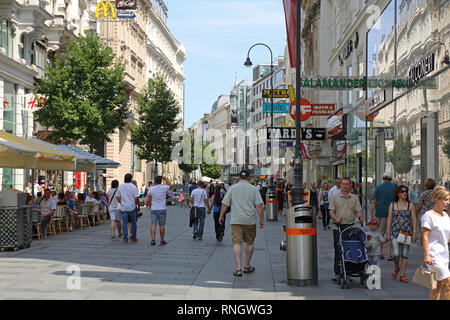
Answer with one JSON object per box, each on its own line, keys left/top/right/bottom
{"left": 391, "top": 131, "right": 413, "bottom": 179}
{"left": 177, "top": 134, "right": 222, "bottom": 179}
{"left": 34, "top": 33, "right": 129, "bottom": 152}
{"left": 130, "top": 73, "right": 182, "bottom": 177}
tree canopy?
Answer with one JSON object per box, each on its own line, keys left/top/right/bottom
{"left": 34, "top": 33, "right": 129, "bottom": 152}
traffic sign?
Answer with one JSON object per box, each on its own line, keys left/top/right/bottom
{"left": 262, "top": 89, "right": 289, "bottom": 98}
{"left": 289, "top": 99, "right": 312, "bottom": 121}
{"left": 117, "top": 12, "right": 136, "bottom": 18}
{"left": 267, "top": 127, "right": 326, "bottom": 140}
{"left": 267, "top": 141, "right": 294, "bottom": 147}
{"left": 262, "top": 103, "right": 290, "bottom": 113}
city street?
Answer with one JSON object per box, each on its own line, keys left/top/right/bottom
{"left": 0, "top": 206, "right": 429, "bottom": 300}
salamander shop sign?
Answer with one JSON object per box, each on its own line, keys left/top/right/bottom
{"left": 300, "top": 77, "right": 415, "bottom": 90}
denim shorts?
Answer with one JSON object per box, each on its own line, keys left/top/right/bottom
{"left": 151, "top": 210, "right": 167, "bottom": 226}
{"left": 391, "top": 237, "right": 410, "bottom": 259}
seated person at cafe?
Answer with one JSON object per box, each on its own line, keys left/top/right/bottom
{"left": 40, "top": 189, "right": 56, "bottom": 238}
{"left": 57, "top": 192, "right": 67, "bottom": 205}
{"left": 65, "top": 191, "right": 76, "bottom": 232}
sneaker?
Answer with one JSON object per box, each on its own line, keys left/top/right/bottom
{"left": 193, "top": 232, "right": 197, "bottom": 239}
{"left": 198, "top": 236, "right": 203, "bottom": 240}
{"left": 69, "top": 227, "right": 73, "bottom": 232}
{"left": 218, "top": 232, "right": 224, "bottom": 242}
{"left": 323, "top": 227, "right": 327, "bottom": 230}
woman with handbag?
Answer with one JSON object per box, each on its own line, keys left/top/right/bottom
{"left": 421, "top": 186, "right": 450, "bottom": 299}
{"left": 386, "top": 185, "right": 417, "bottom": 283}
{"left": 107, "top": 180, "right": 122, "bottom": 238}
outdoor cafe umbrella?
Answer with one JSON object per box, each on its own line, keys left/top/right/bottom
{"left": 0, "top": 130, "right": 76, "bottom": 171}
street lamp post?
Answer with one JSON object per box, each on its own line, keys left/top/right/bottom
{"left": 292, "top": 0, "right": 303, "bottom": 206}
{"left": 244, "top": 43, "right": 275, "bottom": 191}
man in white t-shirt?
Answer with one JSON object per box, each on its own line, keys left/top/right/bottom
{"left": 117, "top": 173, "right": 140, "bottom": 243}
{"left": 328, "top": 178, "right": 342, "bottom": 204}
{"left": 40, "top": 188, "right": 56, "bottom": 238}
{"left": 147, "top": 176, "right": 172, "bottom": 245}
{"left": 190, "top": 181, "right": 210, "bottom": 240}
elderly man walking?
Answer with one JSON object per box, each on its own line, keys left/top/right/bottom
{"left": 117, "top": 173, "right": 140, "bottom": 244}
{"left": 329, "top": 177, "right": 364, "bottom": 282}
{"left": 219, "top": 169, "right": 264, "bottom": 277}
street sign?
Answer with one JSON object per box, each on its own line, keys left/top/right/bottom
{"left": 263, "top": 103, "right": 290, "bottom": 113}
{"left": 267, "top": 127, "right": 326, "bottom": 140}
{"left": 117, "top": 12, "right": 136, "bottom": 18}
{"left": 255, "top": 168, "right": 261, "bottom": 175}
{"left": 267, "top": 141, "right": 294, "bottom": 147}
{"left": 289, "top": 99, "right": 312, "bottom": 121}
{"left": 262, "top": 89, "right": 289, "bottom": 98}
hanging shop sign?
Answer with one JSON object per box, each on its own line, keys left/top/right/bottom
{"left": 263, "top": 103, "right": 290, "bottom": 113}
{"left": 95, "top": 1, "right": 116, "bottom": 19}
{"left": 327, "top": 108, "right": 345, "bottom": 139}
{"left": 267, "top": 127, "right": 326, "bottom": 141}
{"left": 368, "top": 89, "right": 385, "bottom": 111}
{"left": 300, "top": 77, "right": 421, "bottom": 90}
{"left": 117, "top": 12, "right": 136, "bottom": 19}
{"left": 116, "top": 0, "right": 137, "bottom": 10}
{"left": 262, "top": 89, "right": 289, "bottom": 98}
{"left": 408, "top": 53, "right": 435, "bottom": 86}
{"left": 289, "top": 99, "right": 312, "bottom": 121}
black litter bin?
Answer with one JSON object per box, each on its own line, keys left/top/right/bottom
{"left": 0, "top": 206, "right": 32, "bottom": 251}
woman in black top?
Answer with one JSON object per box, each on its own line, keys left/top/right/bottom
{"left": 210, "top": 184, "right": 226, "bottom": 241}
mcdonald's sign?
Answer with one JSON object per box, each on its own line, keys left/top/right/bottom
{"left": 280, "top": 119, "right": 295, "bottom": 127}
{"left": 95, "top": 1, "right": 116, "bottom": 19}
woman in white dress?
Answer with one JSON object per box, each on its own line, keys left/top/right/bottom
{"left": 421, "top": 186, "right": 450, "bottom": 300}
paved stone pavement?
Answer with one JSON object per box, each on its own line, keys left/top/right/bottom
{"left": 0, "top": 206, "right": 430, "bottom": 300}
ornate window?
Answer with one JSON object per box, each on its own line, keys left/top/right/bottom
{"left": 0, "top": 20, "right": 14, "bottom": 58}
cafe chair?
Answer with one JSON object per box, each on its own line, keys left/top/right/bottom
{"left": 31, "top": 208, "right": 41, "bottom": 240}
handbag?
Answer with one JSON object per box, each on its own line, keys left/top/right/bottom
{"left": 396, "top": 202, "right": 413, "bottom": 245}
{"left": 412, "top": 264, "right": 437, "bottom": 289}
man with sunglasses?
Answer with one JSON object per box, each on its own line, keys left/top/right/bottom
{"left": 370, "top": 171, "right": 396, "bottom": 261}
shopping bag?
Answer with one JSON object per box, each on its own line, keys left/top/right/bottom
{"left": 412, "top": 264, "right": 437, "bottom": 289}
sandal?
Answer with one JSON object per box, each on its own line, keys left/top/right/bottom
{"left": 380, "top": 255, "right": 385, "bottom": 260}
{"left": 243, "top": 266, "right": 256, "bottom": 273}
{"left": 399, "top": 276, "right": 408, "bottom": 283}
{"left": 392, "top": 268, "right": 400, "bottom": 279}
{"left": 387, "top": 256, "right": 393, "bottom": 261}
{"left": 160, "top": 240, "right": 167, "bottom": 245}
{"left": 111, "top": 236, "right": 115, "bottom": 239}
{"left": 233, "top": 269, "right": 243, "bottom": 277}
{"left": 151, "top": 240, "right": 156, "bottom": 246}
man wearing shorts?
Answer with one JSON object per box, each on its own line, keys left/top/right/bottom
{"left": 370, "top": 171, "right": 396, "bottom": 260}
{"left": 147, "top": 176, "right": 172, "bottom": 245}
{"left": 219, "top": 169, "right": 264, "bottom": 277}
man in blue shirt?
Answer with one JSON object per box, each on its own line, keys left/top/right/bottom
{"left": 370, "top": 171, "right": 396, "bottom": 260}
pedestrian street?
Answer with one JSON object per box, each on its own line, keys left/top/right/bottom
{"left": 0, "top": 206, "right": 429, "bottom": 300}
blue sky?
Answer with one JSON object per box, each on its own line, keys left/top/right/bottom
{"left": 167, "top": 0, "right": 288, "bottom": 129}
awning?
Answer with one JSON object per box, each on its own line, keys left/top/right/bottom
{"left": 29, "top": 138, "right": 96, "bottom": 172}
{"left": 56, "top": 145, "right": 120, "bottom": 170}
{"left": 0, "top": 131, "right": 76, "bottom": 170}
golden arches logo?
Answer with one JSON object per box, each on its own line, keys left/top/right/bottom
{"left": 95, "top": 1, "right": 116, "bottom": 19}
{"left": 280, "top": 120, "right": 294, "bottom": 127}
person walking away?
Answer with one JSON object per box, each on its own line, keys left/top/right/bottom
{"left": 276, "top": 182, "right": 284, "bottom": 216}
{"left": 386, "top": 185, "right": 417, "bottom": 283}
{"left": 260, "top": 183, "right": 268, "bottom": 207}
{"left": 107, "top": 180, "right": 122, "bottom": 238}
{"left": 182, "top": 181, "right": 190, "bottom": 208}
{"left": 144, "top": 181, "right": 152, "bottom": 208}
{"left": 329, "top": 177, "right": 364, "bottom": 282}
{"left": 318, "top": 183, "right": 331, "bottom": 230}
{"left": 421, "top": 187, "right": 450, "bottom": 300}
{"left": 310, "top": 182, "right": 319, "bottom": 218}
{"left": 40, "top": 189, "right": 56, "bottom": 238}
{"left": 328, "top": 178, "right": 342, "bottom": 203}
{"left": 190, "top": 181, "right": 209, "bottom": 240}
{"left": 117, "top": 174, "right": 140, "bottom": 244}
{"left": 416, "top": 178, "right": 436, "bottom": 242}
{"left": 147, "top": 176, "right": 172, "bottom": 245}
{"left": 219, "top": 169, "right": 264, "bottom": 277}
{"left": 366, "top": 218, "right": 386, "bottom": 266}
{"left": 211, "top": 184, "right": 226, "bottom": 241}
{"left": 370, "top": 172, "right": 396, "bottom": 261}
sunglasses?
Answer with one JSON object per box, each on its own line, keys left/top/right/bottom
{"left": 399, "top": 189, "right": 408, "bottom": 194}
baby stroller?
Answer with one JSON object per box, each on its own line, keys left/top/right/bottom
{"left": 336, "top": 224, "right": 369, "bottom": 289}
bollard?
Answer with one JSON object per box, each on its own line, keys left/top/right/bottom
{"left": 282, "top": 203, "right": 318, "bottom": 286}
{"left": 265, "top": 189, "right": 277, "bottom": 221}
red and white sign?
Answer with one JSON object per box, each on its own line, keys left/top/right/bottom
{"left": 311, "top": 104, "right": 335, "bottom": 116}
{"left": 290, "top": 99, "right": 312, "bottom": 121}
